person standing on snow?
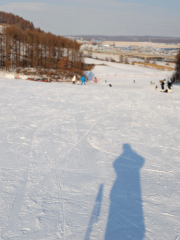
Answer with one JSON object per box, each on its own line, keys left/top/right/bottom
{"left": 167, "top": 79, "right": 173, "bottom": 92}
{"left": 161, "top": 79, "right": 165, "bottom": 90}
{"left": 167, "top": 79, "right": 172, "bottom": 90}
{"left": 72, "top": 75, "right": 76, "bottom": 84}
{"left": 81, "top": 75, "right": 86, "bottom": 85}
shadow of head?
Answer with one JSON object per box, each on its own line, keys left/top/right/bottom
{"left": 113, "top": 144, "right": 145, "bottom": 173}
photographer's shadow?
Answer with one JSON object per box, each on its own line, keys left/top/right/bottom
{"left": 105, "top": 144, "right": 145, "bottom": 240}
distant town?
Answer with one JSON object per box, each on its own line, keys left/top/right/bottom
{"left": 67, "top": 36, "right": 180, "bottom": 62}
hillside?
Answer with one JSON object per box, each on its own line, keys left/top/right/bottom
{"left": 0, "top": 12, "right": 84, "bottom": 79}
{"left": 0, "top": 11, "right": 34, "bottom": 31}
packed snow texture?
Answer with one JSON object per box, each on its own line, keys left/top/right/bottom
{"left": 0, "top": 59, "right": 180, "bottom": 240}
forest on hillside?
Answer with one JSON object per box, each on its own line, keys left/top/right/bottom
{"left": 0, "top": 11, "right": 34, "bottom": 31}
{"left": 0, "top": 11, "right": 85, "bottom": 78}
{"left": 175, "top": 50, "right": 180, "bottom": 79}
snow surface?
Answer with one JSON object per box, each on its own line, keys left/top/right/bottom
{"left": 0, "top": 59, "right": 180, "bottom": 240}
{"left": 0, "top": 70, "right": 40, "bottom": 81}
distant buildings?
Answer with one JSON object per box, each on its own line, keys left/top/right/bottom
{"left": 79, "top": 40, "right": 179, "bottom": 57}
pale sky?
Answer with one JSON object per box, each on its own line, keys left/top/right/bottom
{"left": 0, "top": 0, "right": 180, "bottom": 37}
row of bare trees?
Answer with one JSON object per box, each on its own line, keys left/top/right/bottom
{"left": 175, "top": 50, "right": 180, "bottom": 79}
{"left": 0, "top": 25, "right": 84, "bottom": 72}
{"left": 0, "top": 11, "right": 84, "bottom": 74}
{"left": 0, "top": 11, "right": 34, "bottom": 31}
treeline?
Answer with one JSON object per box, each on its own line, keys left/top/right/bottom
{"left": 0, "top": 11, "right": 34, "bottom": 31}
{"left": 175, "top": 50, "right": 180, "bottom": 79}
{"left": 0, "top": 12, "right": 84, "bottom": 74}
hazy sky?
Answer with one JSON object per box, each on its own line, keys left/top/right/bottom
{"left": 0, "top": 0, "right": 180, "bottom": 37}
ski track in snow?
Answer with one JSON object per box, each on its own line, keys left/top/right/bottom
{"left": 0, "top": 58, "right": 180, "bottom": 239}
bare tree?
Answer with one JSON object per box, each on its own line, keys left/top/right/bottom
{"left": 119, "top": 55, "right": 124, "bottom": 63}
{"left": 175, "top": 50, "right": 180, "bottom": 78}
{"left": 144, "top": 57, "right": 150, "bottom": 63}
{"left": 89, "top": 47, "right": 92, "bottom": 58}
{"left": 124, "top": 56, "right": 129, "bottom": 64}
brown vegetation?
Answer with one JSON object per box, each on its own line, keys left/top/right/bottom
{"left": 110, "top": 58, "right": 116, "bottom": 62}
{"left": 82, "top": 63, "right": 95, "bottom": 71}
{"left": 175, "top": 50, "right": 180, "bottom": 78}
{"left": 0, "top": 11, "right": 85, "bottom": 79}
{"left": 0, "top": 11, "right": 34, "bottom": 31}
{"left": 132, "top": 62, "right": 174, "bottom": 71}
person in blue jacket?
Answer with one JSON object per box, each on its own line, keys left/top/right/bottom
{"left": 81, "top": 75, "right": 86, "bottom": 85}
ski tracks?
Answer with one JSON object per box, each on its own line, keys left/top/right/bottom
{"left": 30, "top": 121, "right": 66, "bottom": 239}
{"left": 67, "top": 97, "right": 107, "bottom": 157}
{"left": 1, "top": 170, "right": 29, "bottom": 239}
{"left": 1, "top": 125, "right": 38, "bottom": 239}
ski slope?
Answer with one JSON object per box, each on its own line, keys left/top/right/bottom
{"left": 0, "top": 59, "right": 180, "bottom": 240}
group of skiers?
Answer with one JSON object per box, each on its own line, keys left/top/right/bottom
{"left": 72, "top": 75, "right": 174, "bottom": 92}
{"left": 72, "top": 75, "right": 86, "bottom": 85}
{"left": 160, "top": 79, "right": 173, "bottom": 93}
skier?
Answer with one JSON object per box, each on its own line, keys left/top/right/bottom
{"left": 167, "top": 79, "right": 172, "bottom": 90}
{"left": 81, "top": 75, "right": 86, "bottom": 85}
{"left": 167, "top": 79, "right": 173, "bottom": 93}
{"left": 72, "top": 75, "right": 76, "bottom": 84}
{"left": 160, "top": 79, "right": 165, "bottom": 91}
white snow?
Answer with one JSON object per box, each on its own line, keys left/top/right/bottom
{"left": 0, "top": 25, "right": 4, "bottom": 34}
{"left": 0, "top": 59, "right": 180, "bottom": 240}
{"left": 0, "top": 70, "right": 39, "bottom": 80}
{"left": 85, "top": 58, "right": 172, "bottom": 83}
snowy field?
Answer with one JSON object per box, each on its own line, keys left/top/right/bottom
{"left": 0, "top": 59, "right": 180, "bottom": 240}
{"left": 84, "top": 51, "right": 176, "bottom": 68}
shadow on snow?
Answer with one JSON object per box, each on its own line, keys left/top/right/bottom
{"left": 105, "top": 143, "right": 145, "bottom": 240}
{"left": 84, "top": 144, "right": 145, "bottom": 240}
{"left": 84, "top": 184, "right": 104, "bottom": 240}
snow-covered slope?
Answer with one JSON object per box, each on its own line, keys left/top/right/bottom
{"left": 0, "top": 59, "right": 179, "bottom": 240}
{"left": 85, "top": 58, "right": 172, "bottom": 82}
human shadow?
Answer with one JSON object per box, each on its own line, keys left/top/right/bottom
{"left": 105, "top": 144, "right": 145, "bottom": 240}
{"left": 84, "top": 184, "right": 104, "bottom": 240}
